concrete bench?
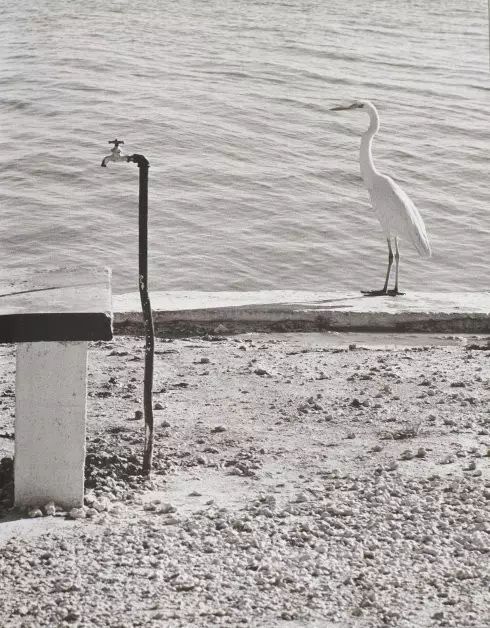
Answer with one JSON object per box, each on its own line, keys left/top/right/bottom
{"left": 0, "top": 267, "right": 112, "bottom": 509}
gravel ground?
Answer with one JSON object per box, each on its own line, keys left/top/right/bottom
{"left": 0, "top": 332, "right": 489, "bottom": 628}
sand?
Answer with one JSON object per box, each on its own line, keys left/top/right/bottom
{"left": 0, "top": 332, "right": 489, "bottom": 627}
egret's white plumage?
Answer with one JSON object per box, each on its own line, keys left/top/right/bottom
{"left": 331, "top": 100, "right": 431, "bottom": 295}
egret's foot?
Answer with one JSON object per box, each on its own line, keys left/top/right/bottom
{"left": 387, "top": 289, "right": 405, "bottom": 297}
{"left": 361, "top": 289, "right": 388, "bottom": 297}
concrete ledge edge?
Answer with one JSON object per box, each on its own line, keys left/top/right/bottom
{"left": 112, "top": 291, "right": 490, "bottom": 336}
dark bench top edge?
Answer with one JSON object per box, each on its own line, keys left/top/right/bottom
{"left": 0, "top": 312, "right": 113, "bottom": 343}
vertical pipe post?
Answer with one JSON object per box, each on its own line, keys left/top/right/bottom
{"left": 102, "top": 143, "right": 155, "bottom": 475}
{"left": 132, "top": 154, "right": 154, "bottom": 475}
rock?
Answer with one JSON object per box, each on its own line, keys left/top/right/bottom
{"left": 256, "top": 507, "right": 274, "bottom": 518}
{"left": 154, "top": 402, "right": 164, "bottom": 410}
{"left": 134, "top": 410, "right": 143, "bottom": 420}
{"left": 43, "top": 501, "right": 56, "bottom": 516}
{"left": 27, "top": 508, "right": 43, "bottom": 518}
{"left": 440, "top": 455, "right": 455, "bottom": 465}
{"left": 93, "top": 498, "right": 109, "bottom": 512}
{"left": 211, "top": 425, "right": 226, "bottom": 434}
{"left": 84, "top": 493, "right": 96, "bottom": 507}
{"left": 400, "top": 449, "right": 414, "bottom": 460}
{"left": 159, "top": 503, "right": 177, "bottom": 514}
{"left": 254, "top": 367, "right": 269, "bottom": 376}
{"left": 109, "top": 504, "right": 124, "bottom": 516}
{"left": 416, "top": 448, "right": 427, "bottom": 458}
{"left": 68, "top": 507, "right": 86, "bottom": 520}
{"left": 64, "top": 610, "right": 80, "bottom": 623}
{"left": 173, "top": 576, "right": 197, "bottom": 591}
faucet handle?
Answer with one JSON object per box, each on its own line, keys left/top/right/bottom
{"left": 109, "top": 139, "right": 124, "bottom": 148}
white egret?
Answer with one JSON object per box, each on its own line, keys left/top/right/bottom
{"left": 331, "top": 100, "right": 431, "bottom": 296}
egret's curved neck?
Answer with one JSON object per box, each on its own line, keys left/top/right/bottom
{"left": 360, "top": 104, "right": 380, "bottom": 189}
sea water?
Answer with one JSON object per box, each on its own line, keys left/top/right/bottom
{"left": 0, "top": 0, "right": 488, "bottom": 294}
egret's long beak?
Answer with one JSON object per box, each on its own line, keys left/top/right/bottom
{"left": 330, "top": 103, "right": 359, "bottom": 111}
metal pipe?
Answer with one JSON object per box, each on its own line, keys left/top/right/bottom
{"left": 100, "top": 141, "right": 155, "bottom": 476}
{"left": 128, "top": 154, "right": 155, "bottom": 475}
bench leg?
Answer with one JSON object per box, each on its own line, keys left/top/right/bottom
{"left": 14, "top": 341, "right": 88, "bottom": 509}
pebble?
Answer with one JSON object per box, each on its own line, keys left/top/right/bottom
{"left": 93, "top": 498, "right": 109, "bottom": 512}
{"left": 211, "top": 425, "right": 226, "bottom": 434}
{"left": 416, "top": 448, "right": 427, "bottom": 458}
{"left": 440, "top": 455, "right": 456, "bottom": 465}
{"left": 400, "top": 449, "right": 414, "bottom": 460}
{"left": 43, "top": 501, "right": 56, "bottom": 516}
{"left": 68, "top": 507, "right": 86, "bottom": 520}
{"left": 154, "top": 402, "right": 164, "bottom": 410}
{"left": 159, "top": 503, "right": 177, "bottom": 514}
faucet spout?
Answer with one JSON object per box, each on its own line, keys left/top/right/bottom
{"left": 100, "top": 139, "right": 129, "bottom": 167}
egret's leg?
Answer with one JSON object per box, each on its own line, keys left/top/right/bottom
{"left": 361, "top": 238, "right": 392, "bottom": 296}
{"left": 388, "top": 237, "right": 405, "bottom": 296}
{"left": 383, "top": 239, "right": 394, "bottom": 292}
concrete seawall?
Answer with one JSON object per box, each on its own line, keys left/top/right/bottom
{"left": 113, "top": 291, "right": 490, "bottom": 335}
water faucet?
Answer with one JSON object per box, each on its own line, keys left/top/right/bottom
{"left": 101, "top": 139, "right": 130, "bottom": 167}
